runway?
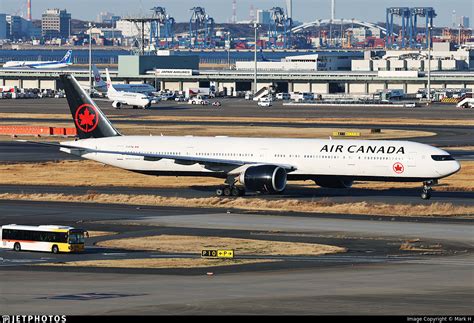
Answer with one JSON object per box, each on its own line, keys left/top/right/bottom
{"left": 0, "top": 200, "right": 472, "bottom": 314}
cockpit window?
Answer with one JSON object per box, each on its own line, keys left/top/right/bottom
{"left": 431, "top": 155, "right": 455, "bottom": 161}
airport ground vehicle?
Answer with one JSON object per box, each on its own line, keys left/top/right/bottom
{"left": 276, "top": 93, "right": 291, "bottom": 100}
{"left": 253, "top": 87, "right": 272, "bottom": 101}
{"left": 258, "top": 97, "right": 273, "bottom": 107}
{"left": 457, "top": 93, "right": 474, "bottom": 109}
{"left": 292, "top": 92, "right": 314, "bottom": 102}
{"left": 0, "top": 225, "right": 87, "bottom": 253}
{"left": 380, "top": 89, "right": 405, "bottom": 101}
{"left": 212, "top": 101, "right": 222, "bottom": 107}
{"left": 160, "top": 92, "right": 175, "bottom": 101}
{"left": 188, "top": 95, "right": 209, "bottom": 105}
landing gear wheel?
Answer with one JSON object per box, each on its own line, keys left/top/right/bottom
{"left": 216, "top": 188, "right": 224, "bottom": 196}
{"left": 421, "top": 180, "right": 433, "bottom": 200}
{"left": 223, "top": 187, "right": 232, "bottom": 196}
{"left": 231, "top": 187, "right": 241, "bottom": 197}
{"left": 421, "top": 191, "right": 431, "bottom": 200}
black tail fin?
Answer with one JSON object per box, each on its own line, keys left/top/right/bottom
{"left": 60, "top": 74, "right": 120, "bottom": 139}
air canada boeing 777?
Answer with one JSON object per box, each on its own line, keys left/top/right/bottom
{"left": 23, "top": 75, "right": 461, "bottom": 200}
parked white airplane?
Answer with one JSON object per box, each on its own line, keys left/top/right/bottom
{"left": 3, "top": 50, "right": 72, "bottom": 69}
{"left": 24, "top": 75, "right": 461, "bottom": 200}
{"left": 92, "top": 65, "right": 156, "bottom": 94}
{"left": 105, "top": 69, "right": 151, "bottom": 109}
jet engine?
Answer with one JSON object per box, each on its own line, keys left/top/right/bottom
{"left": 239, "top": 165, "right": 287, "bottom": 193}
{"left": 314, "top": 176, "right": 353, "bottom": 189}
{"left": 112, "top": 101, "right": 122, "bottom": 109}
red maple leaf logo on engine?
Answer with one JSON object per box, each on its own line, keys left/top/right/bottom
{"left": 75, "top": 104, "right": 99, "bottom": 133}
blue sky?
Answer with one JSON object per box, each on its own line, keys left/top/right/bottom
{"left": 0, "top": 0, "right": 472, "bottom": 27}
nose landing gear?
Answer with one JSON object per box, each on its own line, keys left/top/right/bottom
{"left": 421, "top": 180, "right": 435, "bottom": 200}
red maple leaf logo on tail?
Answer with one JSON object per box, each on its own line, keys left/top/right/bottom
{"left": 79, "top": 109, "right": 95, "bottom": 127}
{"left": 75, "top": 104, "right": 99, "bottom": 133}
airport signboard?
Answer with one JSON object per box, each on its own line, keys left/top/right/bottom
{"left": 201, "top": 249, "right": 234, "bottom": 259}
{"left": 332, "top": 131, "right": 361, "bottom": 137}
{"left": 155, "top": 69, "right": 193, "bottom": 76}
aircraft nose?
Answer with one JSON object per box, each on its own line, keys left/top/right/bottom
{"left": 453, "top": 160, "right": 461, "bottom": 174}
{"left": 444, "top": 160, "right": 461, "bottom": 177}
{"left": 435, "top": 160, "right": 461, "bottom": 177}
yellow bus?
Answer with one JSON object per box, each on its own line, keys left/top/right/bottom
{"left": 0, "top": 225, "right": 87, "bottom": 253}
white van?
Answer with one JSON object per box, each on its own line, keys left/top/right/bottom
{"left": 293, "top": 92, "right": 313, "bottom": 102}
{"left": 258, "top": 96, "right": 273, "bottom": 107}
{"left": 276, "top": 93, "right": 291, "bottom": 100}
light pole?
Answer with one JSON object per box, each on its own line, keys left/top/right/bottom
{"left": 340, "top": 19, "right": 343, "bottom": 47}
{"left": 427, "top": 24, "right": 432, "bottom": 102}
{"left": 458, "top": 23, "right": 462, "bottom": 47}
{"left": 88, "top": 22, "right": 93, "bottom": 94}
{"left": 227, "top": 32, "right": 231, "bottom": 69}
{"left": 253, "top": 22, "right": 258, "bottom": 95}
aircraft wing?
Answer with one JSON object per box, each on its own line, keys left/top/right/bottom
{"left": 77, "top": 147, "right": 298, "bottom": 173}
{"left": 18, "top": 140, "right": 297, "bottom": 173}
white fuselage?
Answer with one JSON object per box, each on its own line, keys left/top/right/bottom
{"left": 61, "top": 136, "right": 461, "bottom": 181}
{"left": 97, "top": 83, "right": 156, "bottom": 95}
{"left": 107, "top": 91, "right": 150, "bottom": 107}
{"left": 3, "top": 61, "right": 71, "bottom": 69}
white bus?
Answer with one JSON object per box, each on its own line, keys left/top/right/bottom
{"left": 0, "top": 225, "right": 87, "bottom": 253}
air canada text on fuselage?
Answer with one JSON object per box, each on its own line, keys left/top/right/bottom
{"left": 320, "top": 144, "right": 405, "bottom": 154}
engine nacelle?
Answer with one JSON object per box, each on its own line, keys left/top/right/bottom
{"left": 314, "top": 176, "right": 353, "bottom": 189}
{"left": 112, "top": 101, "right": 122, "bottom": 109}
{"left": 239, "top": 165, "right": 287, "bottom": 193}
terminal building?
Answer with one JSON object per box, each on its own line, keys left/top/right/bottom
{"left": 236, "top": 52, "right": 364, "bottom": 72}
{"left": 352, "top": 43, "right": 473, "bottom": 72}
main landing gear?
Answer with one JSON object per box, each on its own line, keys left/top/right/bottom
{"left": 421, "top": 180, "right": 434, "bottom": 200}
{"left": 216, "top": 185, "right": 245, "bottom": 197}
{"left": 215, "top": 176, "right": 245, "bottom": 197}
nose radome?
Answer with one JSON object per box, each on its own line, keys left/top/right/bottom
{"left": 453, "top": 160, "right": 461, "bottom": 174}
{"left": 445, "top": 160, "right": 461, "bottom": 177}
